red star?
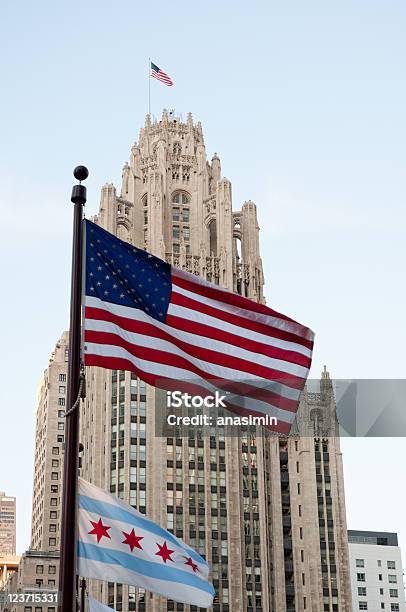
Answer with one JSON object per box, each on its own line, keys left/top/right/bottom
{"left": 88, "top": 518, "right": 111, "bottom": 543}
{"left": 155, "top": 541, "right": 175, "bottom": 563}
{"left": 122, "top": 529, "right": 144, "bottom": 552}
{"left": 184, "top": 556, "right": 199, "bottom": 573}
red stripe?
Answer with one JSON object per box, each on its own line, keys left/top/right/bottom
{"left": 84, "top": 354, "right": 291, "bottom": 434}
{"left": 86, "top": 303, "right": 310, "bottom": 368}
{"left": 166, "top": 313, "right": 311, "bottom": 368}
{"left": 84, "top": 328, "right": 303, "bottom": 407}
{"left": 85, "top": 307, "right": 305, "bottom": 389}
{"left": 172, "top": 272, "right": 313, "bottom": 342}
{"left": 170, "top": 290, "right": 314, "bottom": 352}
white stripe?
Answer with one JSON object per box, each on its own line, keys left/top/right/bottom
{"left": 78, "top": 479, "right": 206, "bottom": 568}
{"left": 85, "top": 317, "right": 307, "bottom": 381}
{"left": 169, "top": 302, "right": 312, "bottom": 364}
{"left": 172, "top": 268, "right": 314, "bottom": 342}
{"left": 84, "top": 342, "right": 297, "bottom": 424}
{"left": 79, "top": 509, "right": 207, "bottom": 578}
{"left": 86, "top": 295, "right": 311, "bottom": 364}
{"left": 85, "top": 310, "right": 300, "bottom": 401}
{"left": 79, "top": 558, "right": 213, "bottom": 608}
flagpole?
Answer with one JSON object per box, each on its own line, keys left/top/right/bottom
{"left": 58, "top": 165, "right": 88, "bottom": 612}
{"left": 148, "top": 57, "right": 151, "bottom": 116}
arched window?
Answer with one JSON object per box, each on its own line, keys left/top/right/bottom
{"left": 209, "top": 219, "right": 217, "bottom": 256}
{"left": 172, "top": 191, "right": 190, "bottom": 254}
{"left": 173, "top": 142, "right": 181, "bottom": 156}
{"left": 142, "top": 194, "right": 148, "bottom": 246}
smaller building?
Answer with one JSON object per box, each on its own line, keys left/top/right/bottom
{"left": 348, "top": 530, "right": 406, "bottom": 612}
{"left": 0, "top": 556, "right": 20, "bottom": 591}
{"left": 0, "top": 550, "right": 59, "bottom": 612}
{"left": 0, "top": 493, "right": 16, "bottom": 556}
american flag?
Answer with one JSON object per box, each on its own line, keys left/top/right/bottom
{"left": 150, "top": 62, "right": 173, "bottom": 86}
{"left": 83, "top": 220, "right": 314, "bottom": 434}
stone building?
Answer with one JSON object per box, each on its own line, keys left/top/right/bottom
{"left": 0, "top": 492, "right": 16, "bottom": 557}
{"left": 30, "top": 332, "right": 69, "bottom": 553}
{"left": 79, "top": 111, "right": 352, "bottom": 612}
{"left": 0, "top": 551, "right": 59, "bottom": 612}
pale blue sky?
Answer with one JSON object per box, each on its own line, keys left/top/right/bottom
{"left": 0, "top": 0, "right": 405, "bottom": 563}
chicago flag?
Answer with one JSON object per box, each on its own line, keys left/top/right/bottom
{"left": 77, "top": 478, "right": 215, "bottom": 607}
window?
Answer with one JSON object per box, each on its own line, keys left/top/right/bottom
{"left": 52, "top": 447, "right": 59, "bottom": 455}
{"left": 58, "top": 422, "right": 64, "bottom": 430}
{"left": 378, "top": 560, "right": 382, "bottom": 567}
{"left": 388, "top": 575, "right": 397, "bottom": 584}
{"left": 356, "top": 559, "right": 365, "bottom": 568}
{"left": 52, "top": 460, "right": 59, "bottom": 467}
{"left": 359, "top": 604, "right": 368, "bottom": 610}
{"left": 48, "top": 566, "right": 56, "bottom": 574}
{"left": 50, "top": 498, "right": 57, "bottom": 506}
{"left": 57, "top": 435, "right": 64, "bottom": 443}
{"left": 59, "top": 386, "right": 65, "bottom": 394}
{"left": 357, "top": 573, "right": 366, "bottom": 582}
{"left": 391, "top": 605, "right": 400, "bottom": 611}
{"left": 358, "top": 587, "right": 367, "bottom": 596}
{"left": 173, "top": 226, "right": 180, "bottom": 240}
{"left": 58, "top": 410, "right": 65, "bottom": 418}
{"left": 387, "top": 561, "right": 396, "bottom": 569}
{"left": 389, "top": 589, "right": 398, "bottom": 598}
{"left": 51, "top": 472, "right": 59, "bottom": 480}
{"left": 49, "top": 524, "right": 56, "bottom": 532}
{"left": 379, "top": 574, "right": 383, "bottom": 581}
{"left": 59, "top": 373, "right": 66, "bottom": 382}
{"left": 50, "top": 511, "right": 57, "bottom": 519}
{"left": 49, "top": 537, "right": 56, "bottom": 546}
{"left": 36, "top": 565, "right": 44, "bottom": 574}
{"left": 58, "top": 398, "right": 65, "bottom": 406}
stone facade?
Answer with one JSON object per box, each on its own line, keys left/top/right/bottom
{"left": 79, "top": 111, "right": 352, "bottom": 612}
{"left": 30, "top": 333, "right": 69, "bottom": 553}
{"left": 0, "top": 493, "right": 16, "bottom": 557}
{"left": 0, "top": 551, "right": 59, "bottom": 612}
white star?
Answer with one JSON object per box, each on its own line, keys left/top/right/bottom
{"left": 154, "top": 287, "right": 158, "bottom": 292}
{"left": 120, "top": 293, "right": 125, "bottom": 298}
{"left": 90, "top": 242, "right": 94, "bottom": 247}
{"left": 97, "top": 282, "right": 101, "bottom": 286}
{"left": 105, "top": 275, "right": 110, "bottom": 280}
{"left": 103, "top": 249, "right": 108, "bottom": 253}
{"left": 110, "top": 259, "right": 115, "bottom": 263}
{"left": 90, "top": 257, "right": 94, "bottom": 262}
{"left": 97, "top": 239, "right": 101, "bottom": 243}
{"left": 113, "top": 284, "right": 118, "bottom": 289}
{"left": 90, "top": 287, "right": 95, "bottom": 292}
{"left": 146, "top": 294, "right": 150, "bottom": 298}
{"left": 89, "top": 272, "right": 94, "bottom": 277}
{"left": 147, "top": 254, "right": 153, "bottom": 258}
{"left": 97, "top": 266, "right": 102, "bottom": 271}
{"left": 138, "top": 283, "right": 143, "bottom": 288}
{"left": 125, "top": 264, "right": 130, "bottom": 268}
{"left": 104, "top": 290, "right": 109, "bottom": 295}
{"left": 161, "top": 297, "right": 165, "bottom": 301}
{"left": 117, "top": 269, "right": 122, "bottom": 273}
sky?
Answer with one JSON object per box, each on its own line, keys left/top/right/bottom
{"left": 0, "top": 0, "right": 405, "bottom": 566}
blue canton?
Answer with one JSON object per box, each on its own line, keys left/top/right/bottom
{"left": 84, "top": 219, "right": 171, "bottom": 323}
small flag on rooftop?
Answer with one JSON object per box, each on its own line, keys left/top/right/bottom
{"left": 77, "top": 478, "right": 215, "bottom": 607}
{"left": 150, "top": 61, "right": 173, "bottom": 86}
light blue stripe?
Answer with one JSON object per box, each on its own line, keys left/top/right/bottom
{"left": 77, "top": 542, "right": 215, "bottom": 596}
{"left": 78, "top": 494, "right": 206, "bottom": 567}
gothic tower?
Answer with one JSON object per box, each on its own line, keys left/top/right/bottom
{"left": 80, "top": 112, "right": 351, "bottom": 612}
